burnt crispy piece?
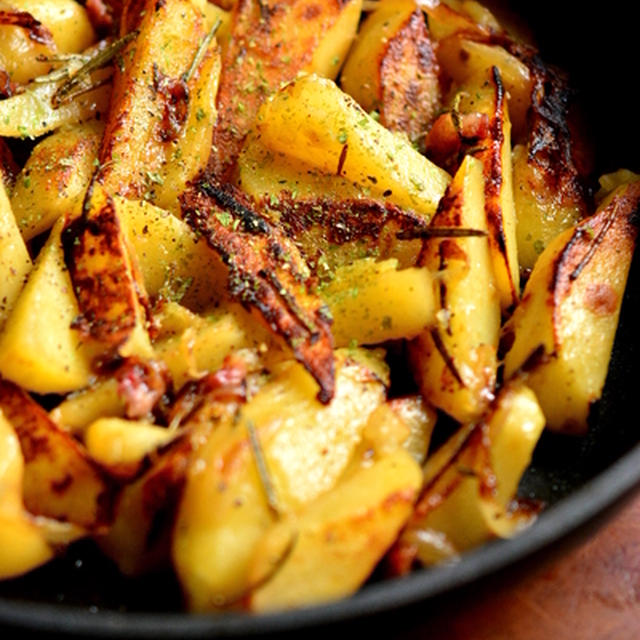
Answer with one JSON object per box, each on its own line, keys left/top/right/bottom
{"left": 265, "top": 194, "right": 427, "bottom": 270}
{"left": 62, "top": 183, "right": 150, "bottom": 352}
{"left": 0, "top": 378, "right": 111, "bottom": 529}
{"left": 210, "top": 0, "right": 355, "bottom": 178}
{"left": 181, "top": 180, "right": 335, "bottom": 403}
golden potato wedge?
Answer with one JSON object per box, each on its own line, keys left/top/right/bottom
{"left": 116, "top": 197, "right": 227, "bottom": 311}
{"left": 98, "top": 0, "right": 207, "bottom": 199}
{"left": 248, "top": 449, "right": 421, "bottom": 612}
{"left": 422, "top": 0, "right": 497, "bottom": 41}
{"left": 512, "top": 58, "right": 589, "bottom": 271}
{"left": 11, "top": 120, "right": 103, "bottom": 241}
{"left": 64, "top": 184, "right": 153, "bottom": 360}
{"left": 0, "top": 0, "right": 96, "bottom": 85}
{"left": 255, "top": 74, "right": 451, "bottom": 220}
{"left": 0, "top": 379, "right": 110, "bottom": 530}
{"left": 503, "top": 182, "right": 640, "bottom": 433}
{"left": 0, "top": 410, "right": 54, "bottom": 579}
{"left": 456, "top": 68, "right": 520, "bottom": 309}
{"left": 85, "top": 417, "right": 177, "bottom": 478}
{"left": 173, "top": 352, "right": 387, "bottom": 610}
{"left": 0, "top": 176, "right": 31, "bottom": 327}
{"left": 393, "top": 381, "right": 544, "bottom": 569}
{"left": 0, "top": 217, "right": 96, "bottom": 394}
{"left": 321, "top": 258, "right": 435, "bottom": 347}
{"left": 410, "top": 154, "right": 500, "bottom": 423}
{"left": 210, "top": 0, "right": 364, "bottom": 177}
{"left": 341, "top": 0, "right": 440, "bottom": 140}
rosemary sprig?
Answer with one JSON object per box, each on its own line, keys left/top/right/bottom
{"left": 51, "top": 31, "right": 138, "bottom": 108}
{"left": 246, "top": 418, "right": 281, "bottom": 517}
{"left": 183, "top": 19, "right": 221, "bottom": 83}
{"left": 396, "top": 226, "right": 488, "bottom": 240}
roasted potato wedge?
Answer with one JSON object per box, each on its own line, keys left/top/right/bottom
{"left": 0, "top": 216, "right": 96, "bottom": 393}
{"left": 0, "top": 379, "right": 110, "bottom": 529}
{"left": 341, "top": 0, "right": 440, "bottom": 141}
{"left": 255, "top": 73, "right": 451, "bottom": 220}
{"left": 173, "top": 351, "right": 387, "bottom": 610}
{"left": 410, "top": 154, "right": 500, "bottom": 423}
{"left": 393, "top": 381, "right": 544, "bottom": 570}
{"left": 503, "top": 182, "right": 640, "bottom": 433}
{"left": 11, "top": 120, "right": 103, "bottom": 241}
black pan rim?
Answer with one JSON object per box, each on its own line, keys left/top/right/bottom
{"left": 2, "top": 439, "right": 639, "bottom": 638}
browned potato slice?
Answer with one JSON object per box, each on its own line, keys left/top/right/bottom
{"left": 182, "top": 181, "right": 335, "bottom": 402}
{"left": 11, "top": 120, "right": 103, "bottom": 241}
{"left": 0, "top": 176, "right": 31, "bottom": 327}
{"left": 410, "top": 154, "right": 500, "bottom": 423}
{"left": 247, "top": 449, "right": 421, "bottom": 612}
{"left": 341, "top": 0, "right": 440, "bottom": 141}
{"left": 503, "top": 182, "right": 640, "bottom": 434}
{"left": 0, "top": 379, "right": 110, "bottom": 530}
{"left": 173, "top": 352, "right": 387, "bottom": 610}
{"left": 0, "top": 411, "right": 54, "bottom": 579}
{"left": 98, "top": 0, "right": 207, "bottom": 199}
{"left": 210, "top": 0, "right": 363, "bottom": 177}
{"left": 0, "top": 217, "right": 95, "bottom": 393}
{"left": 392, "top": 381, "right": 544, "bottom": 570}
{"left": 512, "top": 58, "right": 589, "bottom": 271}
{"left": 456, "top": 68, "right": 520, "bottom": 309}
{"left": 64, "top": 184, "right": 153, "bottom": 360}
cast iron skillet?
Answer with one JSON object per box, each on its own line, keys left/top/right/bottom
{"left": 1, "top": 1, "right": 639, "bottom": 636}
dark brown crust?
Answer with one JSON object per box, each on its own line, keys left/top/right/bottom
{"left": 547, "top": 183, "right": 640, "bottom": 345}
{"left": 0, "top": 378, "right": 112, "bottom": 528}
{"left": 265, "top": 193, "right": 426, "bottom": 267}
{"left": 63, "top": 185, "right": 150, "bottom": 350}
{"left": 379, "top": 9, "right": 441, "bottom": 141}
{"left": 152, "top": 64, "right": 189, "bottom": 143}
{"left": 0, "top": 9, "right": 54, "bottom": 46}
{"left": 181, "top": 179, "right": 335, "bottom": 403}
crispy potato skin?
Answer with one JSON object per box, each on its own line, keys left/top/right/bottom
{"left": 504, "top": 182, "right": 640, "bottom": 433}
{"left": 63, "top": 184, "right": 151, "bottom": 356}
{"left": 0, "top": 379, "right": 111, "bottom": 529}
{"left": 181, "top": 180, "right": 335, "bottom": 402}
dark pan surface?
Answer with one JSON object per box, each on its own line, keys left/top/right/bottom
{"left": 1, "top": 1, "right": 639, "bottom": 636}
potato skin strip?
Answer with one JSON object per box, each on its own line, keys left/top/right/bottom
{"left": 181, "top": 181, "right": 335, "bottom": 403}
{"left": 63, "top": 185, "right": 149, "bottom": 351}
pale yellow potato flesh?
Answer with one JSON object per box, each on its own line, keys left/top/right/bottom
{"left": 0, "top": 217, "right": 96, "bottom": 394}
{"left": 255, "top": 74, "right": 451, "bottom": 219}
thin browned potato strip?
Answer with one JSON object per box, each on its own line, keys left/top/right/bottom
{"left": 63, "top": 183, "right": 152, "bottom": 358}
{"left": 266, "top": 195, "right": 425, "bottom": 270}
{"left": 210, "top": 0, "right": 361, "bottom": 177}
{"left": 98, "top": 0, "right": 206, "bottom": 198}
{"left": 181, "top": 180, "right": 335, "bottom": 402}
{"left": 341, "top": 0, "right": 441, "bottom": 141}
{"left": 0, "top": 379, "right": 111, "bottom": 530}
